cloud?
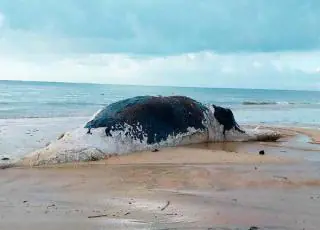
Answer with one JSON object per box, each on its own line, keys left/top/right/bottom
{"left": 1, "top": 0, "right": 320, "bottom": 54}
{"left": 0, "top": 1, "right": 319, "bottom": 90}
{"left": 0, "top": 51, "right": 319, "bottom": 90}
{"left": 0, "top": 12, "right": 4, "bottom": 28}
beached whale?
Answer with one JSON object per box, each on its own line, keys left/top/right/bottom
{"left": 19, "top": 95, "right": 281, "bottom": 166}
{"left": 85, "top": 96, "right": 245, "bottom": 144}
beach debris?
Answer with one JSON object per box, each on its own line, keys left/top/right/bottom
{"left": 273, "top": 175, "right": 288, "bottom": 181}
{"left": 88, "top": 214, "right": 109, "bottom": 219}
{"left": 259, "top": 150, "right": 265, "bottom": 155}
{"left": 57, "top": 132, "right": 65, "bottom": 140}
{"left": 166, "top": 213, "right": 178, "bottom": 216}
{"left": 152, "top": 148, "right": 159, "bottom": 152}
{"left": 249, "top": 226, "right": 259, "bottom": 230}
{"left": 47, "top": 203, "right": 56, "bottom": 208}
{"left": 1, "top": 157, "right": 9, "bottom": 161}
{"left": 88, "top": 211, "right": 131, "bottom": 219}
{"left": 254, "top": 166, "right": 258, "bottom": 170}
{"left": 160, "top": 201, "right": 170, "bottom": 211}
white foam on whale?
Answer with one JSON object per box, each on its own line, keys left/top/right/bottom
{"left": 18, "top": 106, "right": 281, "bottom": 166}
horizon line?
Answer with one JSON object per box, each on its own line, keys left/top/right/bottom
{"left": 0, "top": 79, "right": 319, "bottom": 92}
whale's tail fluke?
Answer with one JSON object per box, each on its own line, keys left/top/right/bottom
{"left": 211, "top": 104, "right": 245, "bottom": 136}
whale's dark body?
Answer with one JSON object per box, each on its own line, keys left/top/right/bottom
{"left": 84, "top": 96, "right": 244, "bottom": 144}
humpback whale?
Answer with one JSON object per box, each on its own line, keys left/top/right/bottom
{"left": 84, "top": 96, "right": 244, "bottom": 143}
{"left": 18, "top": 95, "right": 281, "bottom": 166}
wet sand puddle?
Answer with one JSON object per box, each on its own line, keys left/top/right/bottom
{"left": 187, "top": 133, "right": 320, "bottom": 162}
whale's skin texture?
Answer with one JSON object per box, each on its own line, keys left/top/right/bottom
{"left": 84, "top": 95, "right": 243, "bottom": 144}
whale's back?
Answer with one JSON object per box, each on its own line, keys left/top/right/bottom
{"left": 85, "top": 95, "right": 208, "bottom": 144}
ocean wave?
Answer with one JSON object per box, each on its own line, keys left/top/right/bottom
{"left": 241, "top": 101, "right": 313, "bottom": 105}
{"left": 0, "top": 101, "right": 106, "bottom": 106}
{"left": 43, "top": 102, "right": 106, "bottom": 106}
{"left": 2, "top": 100, "right": 319, "bottom": 108}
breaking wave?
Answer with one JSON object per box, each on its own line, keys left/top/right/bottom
{"left": 18, "top": 106, "right": 280, "bottom": 166}
{"left": 241, "top": 101, "right": 315, "bottom": 105}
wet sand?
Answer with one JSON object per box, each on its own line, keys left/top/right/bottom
{"left": 1, "top": 158, "right": 320, "bottom": 229}
{"left": 0, "top": 117, "right": 88, "bottom": 159}
{"left": 1, "top": 118, "right": 320, "bottom": 229}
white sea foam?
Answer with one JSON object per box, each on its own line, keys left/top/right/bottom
{"left": 19, "top": 106, "right": 281, "bottom": 166}
{"left": 242, "top": 101, "right": 293, "bottom": 105}
{"left": 241, "top": 100, "right": 320, "bottom": 106}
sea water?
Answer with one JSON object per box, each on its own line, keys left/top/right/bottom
{"left": 1, "top": 80, "right": 319, "bottom": 128}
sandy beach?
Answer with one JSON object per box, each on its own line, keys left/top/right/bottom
{"left": 2, "top": 1, "right": 320, "bottom": 229}
{"left": 1, "top": 118, "right": 320, "bottom": 229}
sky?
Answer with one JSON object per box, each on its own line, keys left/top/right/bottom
{"left": 0, "top": 0, "right": 319, "bottom": 90}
